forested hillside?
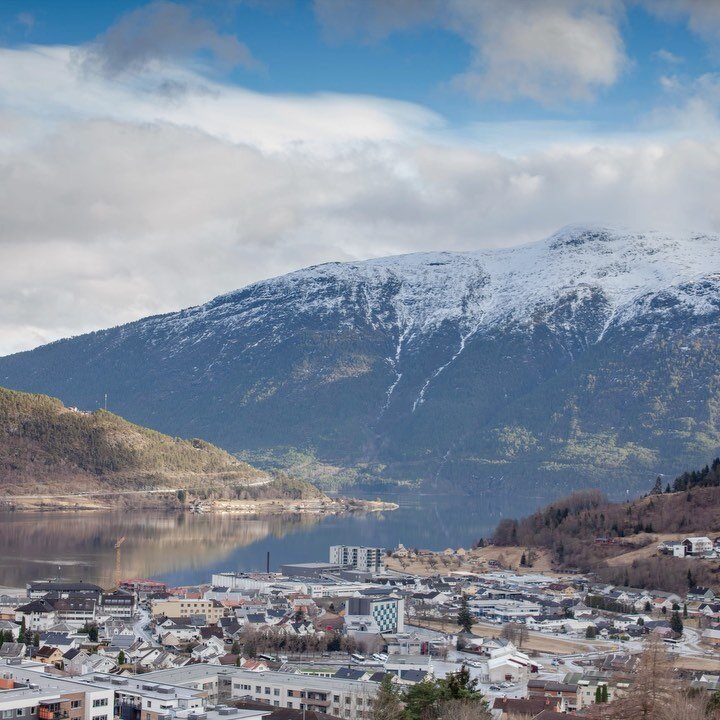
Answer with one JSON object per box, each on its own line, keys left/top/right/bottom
{"left": 493, "top": 467, "right": 720, "bottom": 593}
{"left": 0, "top": 385, "right": 320, "bottom": 500}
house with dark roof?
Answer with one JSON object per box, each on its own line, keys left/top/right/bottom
{"left": 688, "top": 587, "right": 716, "bottom": 602}
{"left": 34, "top": 644, "right": 64, "bottom": 666}
{"left": 28, "top": 580, "right": 103, "bottom": 599}
{"left": 14, "top": 599, "right": 57, "bottom": 630}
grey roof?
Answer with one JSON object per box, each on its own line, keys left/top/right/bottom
{"left": 29, "top": 581, "right": 102, "bottom": 593}
{"left": 397, "top": 669, "right": 429, "bottom": 683}
{"left": 39, "top": 632, "right": 73, "bottom": 645}
{"left": 0, "top": 642, "right": 26, "bottom": 658}
{"left": 16, "top": 599, "right": 55, "bottom": 614}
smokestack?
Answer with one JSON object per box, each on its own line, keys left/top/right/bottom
{"left": 266, "top": 551, "right": 270, "bottom": 574}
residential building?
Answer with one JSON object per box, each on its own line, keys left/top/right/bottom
{"left": 329, "top": 547, "right": 385, "bottom": 573}
{"left": 150, "top": 600, "right": 227, "bottom": 624}
{"left": 14, "top": 601, "right": 57, "bottom": 631}
{"left": 143, "top": 664, "right": 384, "bottom": 719}
{"left": 0, "top": 660, "right": 115, "bottom": 720}
{"left": 683, "top": 537, "right": 714, "bottom": 556}
{"left": 76, "top": 672, "right": 206, "bottom": 720}
{"left": 27, "top": 583, "right": 103, "bottom": 601}
{"left": 99, "top": 591, "right": 135, "bottom": 619}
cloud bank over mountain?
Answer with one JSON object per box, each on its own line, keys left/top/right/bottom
{"left": 2, "top": 1, "right": 720, "bottom": 354}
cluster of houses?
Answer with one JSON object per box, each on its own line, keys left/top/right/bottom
{"left": 402, "top": 566, "right": 720, "bottom": 644}
{"left": 657, "top": 535, "right": 720, "bottom": 558}
{"left": 0, "top": 542, "right": 718, "bottom": 720}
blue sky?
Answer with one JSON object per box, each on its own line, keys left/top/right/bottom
{"left": 0, "top": 0, "right": 716, "bottom": 126}
{"left": 1, "top": 0, "right": 720, "bottom": 353}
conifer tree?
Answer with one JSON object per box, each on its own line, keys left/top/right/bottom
{"left": 457, "top": 594, "right": 474, "bottom": 634}
{"left": 670, "top": 610, "right": 683, "bottom": 636}
{"left": 371, "top": 675, "right": 404, "bottom": 720}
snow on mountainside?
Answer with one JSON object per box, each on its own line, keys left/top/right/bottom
{"left": 145, "top": 224, "right": 720, "bottom": 344}
{"left": 2, "top": 225, "right": 720, "bottom": 496}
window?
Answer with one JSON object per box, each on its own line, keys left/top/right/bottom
{"left": 71, "top": 701, "right": 81, "bottom": 709}
{"left": 264, "top": 688, "right": 270, "bottom": 695}
{"left": 255, "top": 687, "right": 261, "bottom": 694}
{"left": 16, "top": 709, "right": 23, "bottom": 717}
{"left": 273, "top": 690, "right": 279, "bottom": 697}
{"left": 333, "top": 696, "right": 340, "bottom": 703}
{"left": 92, "top": 700, "right": 108, "bottom": 708}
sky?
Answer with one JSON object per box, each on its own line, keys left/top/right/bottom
{"left": 2, "top": 0, "right": 720, "bottom": 354}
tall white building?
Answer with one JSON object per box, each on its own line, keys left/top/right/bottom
{"left": 329, "top": 546, "right": 385, "bottom": 573}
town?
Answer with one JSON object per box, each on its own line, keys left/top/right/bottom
{"left": 1, "top": 541, "right": 719, "bottom": 720}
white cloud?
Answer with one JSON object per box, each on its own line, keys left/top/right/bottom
{"left": 655, "top": 48, "right": 684, "bottom": 64}
{"left": 314, "top": 0, "right": 627, "bottom": 103}
{"left": 1, "top": 45, "right": 720, "bottom": 354}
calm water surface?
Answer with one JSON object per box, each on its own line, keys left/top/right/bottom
{"left": 0, "top": 489, "right": 549, "bottom": 589}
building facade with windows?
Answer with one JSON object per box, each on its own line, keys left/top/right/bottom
{"left": 345, "top": 596, "right": 404, "bottom": 634}
{"left": 329, "top": 546, "right": 385, "bottom": 573}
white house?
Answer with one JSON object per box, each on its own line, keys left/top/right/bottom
{"left": 14, "top": 600, "right": 57, "bottom": 631}
{"left": 683, "top": 537, "right": 714, "bottom": 556}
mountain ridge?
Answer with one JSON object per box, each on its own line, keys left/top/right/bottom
{"left": 0, "top": 384, "right": 316, "bottom": 502}
{"left": 2, "top": 225, "right": 720, "bottom": 496}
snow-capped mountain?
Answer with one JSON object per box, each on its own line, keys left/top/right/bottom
{"left": 3, "top": 225, "right": 720, "bottom": 495}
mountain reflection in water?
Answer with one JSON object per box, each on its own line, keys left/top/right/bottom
{"left": 0, "top": 510, "right": 320, "bottom": 588}
{"left": 0, "top": 489, "right": 550, "bottom": 588}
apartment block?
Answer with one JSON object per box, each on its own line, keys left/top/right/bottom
{"left": 329, "top": 546, "right": 385, "bottom": 573}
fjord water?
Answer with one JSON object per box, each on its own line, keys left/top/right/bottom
{"left": 0, "top": 490, "right": 548, "bottom": 588}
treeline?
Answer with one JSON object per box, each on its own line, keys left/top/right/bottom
{"left": 491, "top": 481, "right": 720, "bottom": 589}
{"left": 671, "top": 457, "right": 720, "bottom": 492}
{"left": 597, "top": 555, "right": 720, "bottom": 596}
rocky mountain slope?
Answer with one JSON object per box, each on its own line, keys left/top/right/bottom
{"left": 2, "top": 225, "right": 720, "bottom": 496}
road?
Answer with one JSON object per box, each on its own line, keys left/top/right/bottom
{"left": 133, "top": 607, "right": 155, "bottom": 644}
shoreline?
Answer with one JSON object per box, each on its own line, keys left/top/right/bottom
{"left": 0, "top": 491, "right": 397, "bottom": 515}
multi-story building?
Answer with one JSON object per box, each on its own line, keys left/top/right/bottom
{"left": 345, "top": 596, "right": 404, "bottom": 634}
{"left": 99, "top": 591, "right": 136, "bottom": 619}
{"left": 329, "top": 546, "right": 385, "bottom": 573}
{"left": 575, "top": 676, "right": 633, "bottom": 709}
{"left": 27, "top": 583, "right": 103, "bottom": 601}
{"left": 150, "top": 600, "right": 226, "bottom": 625}
{"left": 142, "top": 665, "right": 382, "bottom": 720}
{"left": 0, "top": 660, "right": 114, "bottom": 720}
{"left": 14, "top": 601, "right": 57, "bottom": 632}
{"left": 77, "top": 672, "right": 206, "bottom": 720}
{"left": 0, "top": 663, "right": 269, "bottom": 720}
